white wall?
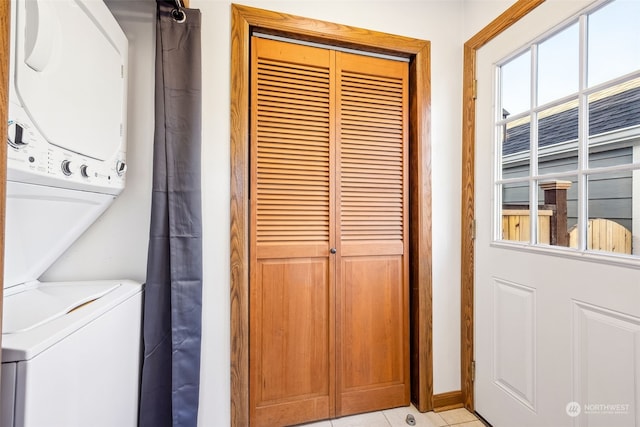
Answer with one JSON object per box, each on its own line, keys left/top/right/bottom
{"left": 463, "top": 0, "right": 516, "bottom": 41}
{"left": 40, "top": 0, "right": 520, "bottom": 424}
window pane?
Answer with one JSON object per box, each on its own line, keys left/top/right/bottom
{"left": 501, "top": 182, "right": 531, "bottom": 242}
{"left": 501, "top": 51, "right": 531, "bottom": 116}
{"left": 537, "top": 99, "right": 579, "bottom": 174}
{"left": 502, "top": 117, "right": 531, "bottom": 178}
{"left": 538, "top": 22, "right": 579, "bottom": 105}
{"left": 588, "top": 78, "right": 640, "bottom": 168}
{"left": 588, "top": 0, "right": 640, "bottom": 87}
{"left": 538, "top": 178, "right": 577, "bottom": 247}
{"left": 587, "top": 172, "right": 635, "bottom": 254}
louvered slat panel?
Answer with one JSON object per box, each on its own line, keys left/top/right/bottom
{"left": 253, "top": 42, "right": 331, "bottom": 245}
{"left": 339, "top": 62, "right": 407, "bottom": 242}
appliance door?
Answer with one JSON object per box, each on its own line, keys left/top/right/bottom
{"left": 12, "top": 0, "right": 127, "bottom": 161}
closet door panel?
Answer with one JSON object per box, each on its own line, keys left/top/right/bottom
{"left": 335, "top": 52, "right": 410, "bottom": 417}
{"left": 249, "top": 37, "right": 335, "bottom": 427}
{"left": 251, "top": 258, "right": 331, "bottom": 425}
{"left": 338, "top": 255, "right": 407, "bottom": 414}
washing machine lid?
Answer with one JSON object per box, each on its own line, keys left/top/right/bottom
{"left": 13, "top": 0, "right": 127, "bottom": 161}
{"left": 3, "top": 282, "right": 119, "bottom": 335}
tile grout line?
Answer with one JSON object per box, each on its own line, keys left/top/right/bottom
{"left": 382, "top": 410, "right": 392, "bottom": 427}
{"left": 381, "top": 411, "right": 388, "bottom": 425}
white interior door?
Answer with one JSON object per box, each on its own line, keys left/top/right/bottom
{"left": 475, "top": 1, "right": 640, "bottom": 426}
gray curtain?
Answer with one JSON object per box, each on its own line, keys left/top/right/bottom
{"left": 139, "top": 3, "right": 202, "bottom": 427}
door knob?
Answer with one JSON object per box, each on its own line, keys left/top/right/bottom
{"left": 330, "top": 248, "right": 337, "bottom": 254}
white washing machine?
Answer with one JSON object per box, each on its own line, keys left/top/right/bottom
{"left": 1, "top": 1, "right": 142, "bottom": 426}
{"left": 1, "top": 280, "right": 143, "bottom": 427}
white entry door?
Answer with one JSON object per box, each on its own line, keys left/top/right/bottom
{"left": 475, "top": 1, "right": 640, "bottom": 426}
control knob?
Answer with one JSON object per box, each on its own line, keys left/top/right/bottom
{"left": 61, "top": 160, "right": 73, "bottom": 176}
{"left": 7, "top": 122, "right": 28, "bottom": 149}
{"left": 80, "top": 164, "right": 91, "bottom": 178}
{"left": 116, "top": 160, "right": 127, "bottom": 177}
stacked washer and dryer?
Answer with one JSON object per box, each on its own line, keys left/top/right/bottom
{"left": 1, "top": 1, "right": 143, "bottom": 426}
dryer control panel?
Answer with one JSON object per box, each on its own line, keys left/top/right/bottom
{"left": 7, "top": 111, "right": 127, "bottom": 196}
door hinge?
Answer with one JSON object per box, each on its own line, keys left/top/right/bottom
{"left": 471, "top": 219, "right": 476, "bottom": 240}
{"left": 472, "top": 79, "right": 478, "bottom": 100}
{"left": 471, "top": 360, "right": 476, "bottom": 382}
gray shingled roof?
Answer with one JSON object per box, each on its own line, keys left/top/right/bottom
{"left": 503, "top": 86, "right": 640, "bottom": 155}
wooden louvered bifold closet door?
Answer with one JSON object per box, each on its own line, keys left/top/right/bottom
{"left": 249, "top": 36, "right": 408, "bottom": 427}
{"left": 249, "top": 38, "right": 335, "bottom": 427}
{"left": 335, "top": 52, "right": 409, "bottom": 417}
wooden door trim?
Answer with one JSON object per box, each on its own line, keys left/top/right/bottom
{"left": 230, "top": 4, "right": 432, "bottom": 425}
{"left": 432, "top": 390, "right": 463, "bottom": 412}
{"left": 460, "top": 0, "right": 546, "bottom": 411}
{"left": 0, "top": 0, "right": 10, "bottom": 356}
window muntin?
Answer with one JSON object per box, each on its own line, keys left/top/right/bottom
{"left": 495, "top": 0, "right": 640, "bottom": 257}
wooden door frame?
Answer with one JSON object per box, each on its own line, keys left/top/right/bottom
{"left": 230, "top": 4, "right": 432, "bottom": 425}
{"left": 0, "top": 0, "right": 10, "bottom": 355}
{"left": 459, "top": 0, "right": 546, "bottom": 411}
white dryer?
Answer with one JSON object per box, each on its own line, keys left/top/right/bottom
{"left": 1, "top": 1, "right": 142, "bottom": 426}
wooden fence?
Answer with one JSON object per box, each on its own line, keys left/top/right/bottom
{"left": 502, "top": 212, "right": 632, "bottom": 255}
{"left": 502, "top": 209, "right": 553, "bottom": 244}
{"left": 501, "top": 181, "right": 632, "bottom": 254}
{"left": 569, "top": 218, "right": 632, "bottom": 254}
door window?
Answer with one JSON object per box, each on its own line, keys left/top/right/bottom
{"left": 496, "top": 0, "right": 640, "bottom": 258}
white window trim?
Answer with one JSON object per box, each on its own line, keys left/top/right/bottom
{"left": 633, "top": 145, "right": 640, "bottom": 255}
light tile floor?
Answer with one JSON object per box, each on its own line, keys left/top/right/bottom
{"left": 296, "top": 406, "right": 484, "bottom": 427}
